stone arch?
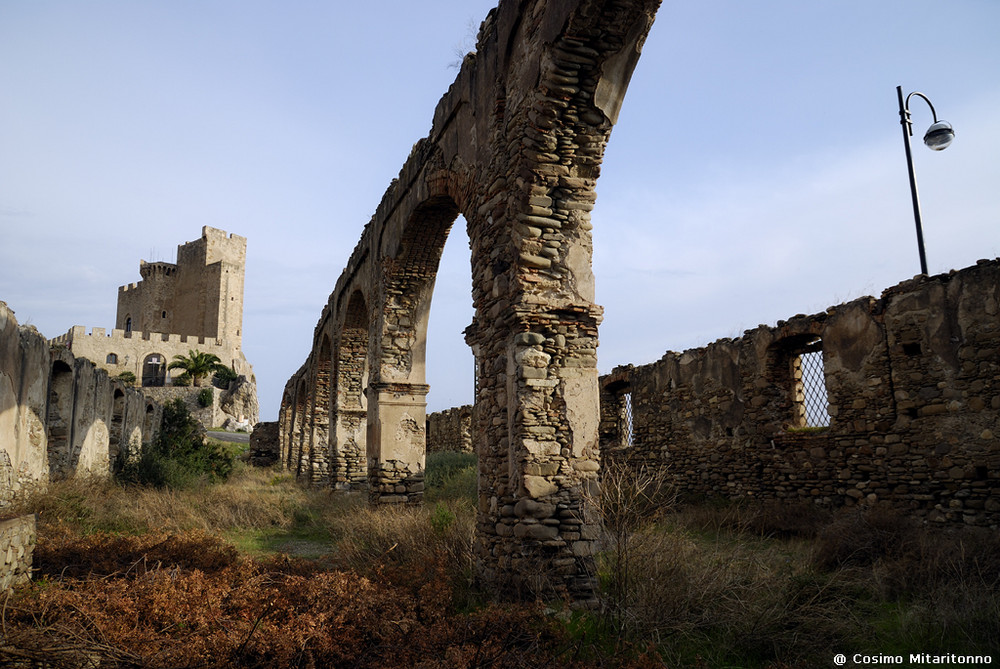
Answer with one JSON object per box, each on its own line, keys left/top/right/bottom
{"left": 277, "top": 387, "right": 294, "bottom": 467}
{"left": 46, "top": 359, "right": 75, "bottom": 480}
{"left": 279, "top": 0, "right": 663, "bottom": 602}
{"left": 332, "top": 289, "right": 369, "bottom": 491}
{"left": 141, "top": 353, "right": 166, "bottom": 387}
{"left": 305, "top": 334, "right": 334, "bottom": 485}
{"left": 368, "top": 194, "right": 464, "bottom": 503}
{"left": 291, "top": 378, "right": 310, "bottom": 477}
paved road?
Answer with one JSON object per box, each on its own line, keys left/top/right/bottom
{"left": 207, "top": 430, "right": 250, "bottom": 444}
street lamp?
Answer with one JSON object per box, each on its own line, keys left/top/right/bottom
{"left": 897, "top": 86, "right": 955, "bottom": 276}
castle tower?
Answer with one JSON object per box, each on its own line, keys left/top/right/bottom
{"left": 116, "top": 226, "right": 246, "bottom": 347}
{"left": 51, "top": 226, "right": 257, "bottom": 427}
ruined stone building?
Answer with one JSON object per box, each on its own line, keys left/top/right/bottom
{"left": 2, "top": 300, "right": 162, "bottom": 506}
{"left": 51, "top": 226, "right": 258, "bottom": 427}
{"left": 3, "top": 300, "right": 167, "bottom": 593}
{"left": 598, "top": 260, "right": 1000, "bottom": 528}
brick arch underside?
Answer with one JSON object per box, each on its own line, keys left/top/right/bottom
{"left": 278, "top": 0, "right": 662, "bottom": 602}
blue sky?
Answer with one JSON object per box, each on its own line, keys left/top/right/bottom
{"left": 2, "top": 1, "right": 998, "bottom": 421}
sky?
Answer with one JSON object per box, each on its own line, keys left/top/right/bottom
{"left": 2, "top": 1, "right": 998, "bottom": 422}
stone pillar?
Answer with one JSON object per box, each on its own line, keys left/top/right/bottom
{"left": 366, "top": 382, "right": 429, "bottom": 504}
{"left": 331, "top": 408, "right": 367, "bottom": 491}
{"left": 470, "top": 306, "right": 604, "bottom": 604}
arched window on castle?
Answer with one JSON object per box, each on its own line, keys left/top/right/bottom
{"left": 106, "top": 353, "right": 118, "bottom": 364}
{"left": 142, "top": 354, "right": 166, "bottom": 387}
{"left": 124, "top": 316, "right": 132, "bottom": 333}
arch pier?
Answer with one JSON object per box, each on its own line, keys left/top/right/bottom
{"left": 278, "top": 0, "right": 661, "bottom": 602}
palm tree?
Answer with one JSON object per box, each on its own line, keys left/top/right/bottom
{"left": 167, "top": 350, "right": 226, "bottom": 387}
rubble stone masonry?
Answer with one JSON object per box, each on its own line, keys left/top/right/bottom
{"left": 278, "top": 0, "right": 663, "bottom": 602}
{"left": 600, "top": 260, "right": 1000, "bottom": 527}
{"left": 427, "top": 405, "right": 474, "bottom": 453}
{"left": 0, "top": 514, "right": 35, "bottom": 592}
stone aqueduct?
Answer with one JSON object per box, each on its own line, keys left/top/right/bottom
{"left": 278, "top": 0, "right": 662, "bottom": 601}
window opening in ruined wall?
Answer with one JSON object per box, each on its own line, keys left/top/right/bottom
{"left": 792, "top": 340, "right": 830, "bottom": 428}
{"left": 622, "top": 391, "right": 634, "bottom": 446}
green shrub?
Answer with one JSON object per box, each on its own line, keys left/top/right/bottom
{"left": 116, "top": 371, "right": 136, "bottom": 386}
{"left": 213, "top": 365, "right": 239, "bottom": 388}
{"left": 197, "top": 388, "right": 214, "bottom": 407}
{"left": 117, "top": 399, "right": 239, "bottom": 488}
{"left": 173, "top": 372, "right": 193, "bottom": 387}
{"left": 430, "top": 503, "right": 456, "bottom": 534}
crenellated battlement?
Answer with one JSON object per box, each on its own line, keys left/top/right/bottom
{"left": 52, "top": 326, "right": 226, "bottom": 351}
{"left": 138, "top": 261, "right": 178, "bottom": 281}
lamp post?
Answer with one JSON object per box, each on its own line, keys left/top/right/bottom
{"left": 897, "top": 86, "right": 955, "bottom": 276}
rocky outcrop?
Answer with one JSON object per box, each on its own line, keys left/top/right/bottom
{"left": 220, "top": 376, "right": 260, "bottom": 430}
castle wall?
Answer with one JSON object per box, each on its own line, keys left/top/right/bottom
{"left": 2, "top": 299, "right": 162, "bottom": 508}
{"left": 2, "top": 301, "right": 50, "bottom": 503}
{"left": 599, "top": 259, "right": 1000, "bottom": 527}
{"left": 51, "top": 326, "right": 252, "bottom": 385}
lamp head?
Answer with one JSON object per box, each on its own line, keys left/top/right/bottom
{"left": 923, "top": 120, "right": 954, "bottom": 151}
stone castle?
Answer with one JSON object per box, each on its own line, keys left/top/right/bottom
{"left": 50, "top": 226, "right": 257, "bottom": 427}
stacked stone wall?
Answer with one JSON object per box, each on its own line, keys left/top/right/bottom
{"left": 426, "top": 405, "right": 474, "bottom": 452}
{"left": 0, "top": 514, "right": 36, "bottom": 592}
{"left": 600, "top": 260, "right": 1000, "bottom": 527}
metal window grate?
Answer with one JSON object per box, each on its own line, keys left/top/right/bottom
{"left": 799, "top": 351, "right": 830, "bottom": 427}
{"left": 623, "top": 391, "right": 634, "bottom": 445}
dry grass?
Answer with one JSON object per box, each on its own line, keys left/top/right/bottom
{"left": 5, "top": 465, "right": 999, "bottom": 668}
{"left": 13, "top": 468, "right": 343, "bottom": 536}
{"left": 3, "top": 464, "right": 667, "bottom": 668}
{"left": 591, "top": 469, "right": 1000, "bottom": 667}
